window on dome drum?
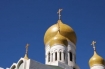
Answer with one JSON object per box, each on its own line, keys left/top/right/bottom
{"left": 55, "top": 52, "right": 57, "bottom": 61}
{"left": 69, "top": 52, "right": 72, "bottom": 61}
{"left": 48, "top": 52, "right": 50, "bottom": 62}
{"left": 59, "top": 52, "right": 62, "bottom": 60}
{"left": 73, "top": 67, "right": 76, "bottom": 69}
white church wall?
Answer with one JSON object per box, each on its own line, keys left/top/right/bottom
{"left": 10, "top": 63, "right": 17, "bottom": 69}
{"left": 45, "top": 45, "right": 51, "bottom": 64}
{"left": 91, "top": 65, "right": 105, "bottom": 69}
{"left": 45, "top": 40, "right": 80, "bottom": 69}
{"left": 9, "top": 58, "right": 30, "bottom": 69}
{"left": 67, "top": 41, "right": 76, "bottom": 67}
{"left": 24, "top": 59, "right": 30, "bottom": 69}
{"left": 75, "top": 64, "right": 80, "bottom": 69}
{"left": 50, "top": 44, "right": 67, "bottom": 63}
{"left": 45, "top": 44, "right": 68, "bottom": 66}
{"left": 58, "top": 61, "right": 72, "bottom": 69}
{"left": 0, "top": 67, "right": 4, "bottom": 69}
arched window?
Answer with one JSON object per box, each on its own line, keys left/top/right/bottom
{"left": 11, "top": 65, "right": 16, "bottom": 69}
{"left": 18, "top": 60, "right": 23, "bottom": 69}
{"left": 59, "top": 52, "right": 62, "bottom": 60}
{"left": 48, "top": 52, "right": 50, "bottom": 62}
{"left": 73, "top": 67, "right": 76, "bottom": 69}
{"left": 55, "top": 52, "right": 57, "bottom": 61}
{"left": 69, "top": 52, "right": 72, "bottom": 61}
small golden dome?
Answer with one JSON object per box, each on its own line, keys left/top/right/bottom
{"left": 49, "top": 32, "right": 68, "bottom": 47}
{"left": 44, "top": 20, "right": 76, "bottom": 45}
{"left": 89, "top": 51, "right": 105, "bottom": 67}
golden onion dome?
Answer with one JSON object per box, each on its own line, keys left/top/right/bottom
{"left": 49, "top": 32, "right": 68, "bottom": 47}
{"left": 89, "top": 51, "right": 105, "bottom": 67}
{"left": 44, "top": 20, "right": 76, "bottom": 45}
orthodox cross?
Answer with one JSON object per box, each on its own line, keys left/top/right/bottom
{"left": 91, "top": 41, "right": 96, "bottom": 51}
{"left": 57, "top": 9, "right": 63, "bottom": 32}
{"left": 25, "top": 43, "right": 29, "bottom": 54}
{"left": 57, "top": 9, "right": 63, "bottom": 20}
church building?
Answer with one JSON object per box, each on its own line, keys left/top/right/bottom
{"left": 9, "top": 9, "right": 105, "bottom": 69}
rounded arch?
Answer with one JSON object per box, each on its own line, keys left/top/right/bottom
{"left": 59, "top": 51, "right": 62, "bottom": 60}
{"left": 53, "top": 49, "right": 57, "bottom": 52}
{"left": 17, "top": 60, "right": 24, "bottom": 69}
{"left": 11, "top": 65, "right": 16, "bottom": 69}
{"left": 58, "top": 49, "right": 62, "bottom": 52}
{"left": 58, "top": 49, "right": 62, "bottom": 60}
{"left": 53, "top": 49, "right": 58, "bottom": 61}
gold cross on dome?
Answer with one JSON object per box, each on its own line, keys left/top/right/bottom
{"left": 57, "top": 9, "right": 63, "bottom": 20}
{"left": 25, "top": 43, "right": 29, "bottom": 54}
{"left": 91, "top": 41, "right": 96, "bottom": 51}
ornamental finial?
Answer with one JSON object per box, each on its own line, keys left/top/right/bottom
{"left": 57, "top": 9, "right": 63, "bottom": 32}
{"left": 24, "top": 43, "right": 29, "bottom": 60}
{"left": 25, "top": 43, "right": 29, "bottom": 54}
{"left": 57, "top": 9, "right": 63, "bottom": 20}
{"left": 91, "top": 41, "right": 96, "bottom": 51}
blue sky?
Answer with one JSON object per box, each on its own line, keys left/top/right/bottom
{"left": 0, "top": 0, "right": 105, "bottom": 69}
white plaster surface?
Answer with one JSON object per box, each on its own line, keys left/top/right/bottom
{"left": 91, "top": 65, "right": 105, "bottom": 69}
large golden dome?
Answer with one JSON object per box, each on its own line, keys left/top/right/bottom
{"left": 44, "top": 20, "right": 77, "bottom": 45}
{"left": 49, "top": 32, "right": 68, "bottom": 47}
{"left": 89, "top": 51, "right": 105, "bottom": 67}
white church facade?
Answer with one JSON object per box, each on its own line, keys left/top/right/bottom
{"left": 7, "top": 9, "right": 105, "bottom": 69}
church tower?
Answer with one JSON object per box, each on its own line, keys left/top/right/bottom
{"left": 89, "top": 41, "right": 105, "bottom": 69}
{"left": 44, "top": 9, "right": 79, "bottom": 69}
